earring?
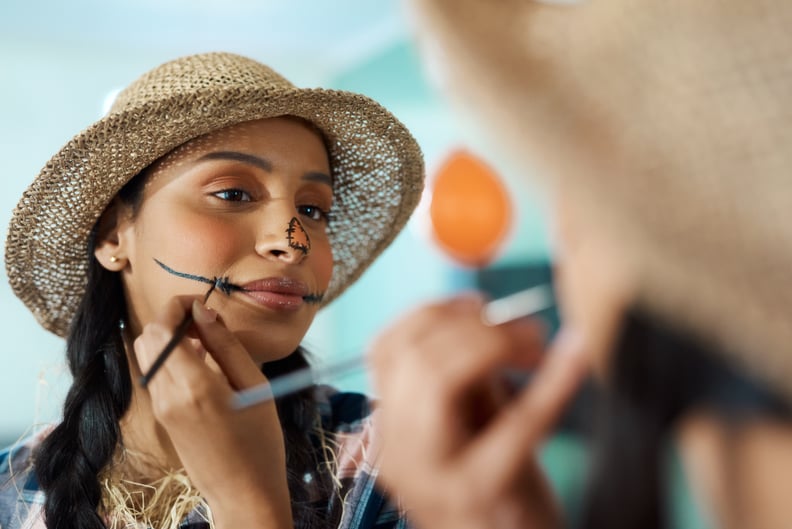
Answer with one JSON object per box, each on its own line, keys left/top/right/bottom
{"left": 110, "top": 256, "right": 119, "bottom": 263}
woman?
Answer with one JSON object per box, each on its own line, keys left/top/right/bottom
{"left": 371, "top": 0, "right": 792, "bottom": 528}
{"left": 0, "top": 52, "right": 424, "bottom": 529}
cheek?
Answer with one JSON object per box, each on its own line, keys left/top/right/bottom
{"left": 142, "top": 213, "right": 244, "bottom": 270}
{"left": 311, "top": 238, "right": 334, "bottom": 290}
{"left": 188, "top": 219, "right": 243, "bottom": 260}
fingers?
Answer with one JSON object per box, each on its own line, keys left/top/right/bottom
{"left": 134, "top": 296, "right": 265, "bottom": 399}
{"left": 130, "top": 299, "right": 290, "bottom": 518}
{"left": 189, "top": 300, "right": 267, "bottom": 391}
{"left": 464, "top": 329, "right": 588, "bottom": 489}
{"left": 134, "top": 296, "right": 207, "bottom": 389}
{"left": 370, "top": 294, "right": 584, "bottom": 529}
{"left": 371, "top": 295, "right": 547, "bottom": 404}
{"left": 371, "top": 294, "right": 553, "bottom": 473}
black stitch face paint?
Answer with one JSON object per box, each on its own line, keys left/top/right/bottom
{"left": 154, "top": 259, "right": 245, "bottom": 296}
{"left": 154, "top": 258, "right": 323, "bottom": 302}
{"left": 302, "top": 292, "right": 325, "bottom": 304}
{"left": 286, "top": 217, "right": 311, "bottom": 256}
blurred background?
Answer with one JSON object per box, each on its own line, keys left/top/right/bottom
{"left": 0, "top": 1, "right": 705, "bottom": 526}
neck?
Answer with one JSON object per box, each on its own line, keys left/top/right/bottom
{"left": 119, "top": 339, "right": 182, "bottom": 476}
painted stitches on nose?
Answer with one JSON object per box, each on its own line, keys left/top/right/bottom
{"left": 286, "top": 217, "right": 311, "bottom": 256}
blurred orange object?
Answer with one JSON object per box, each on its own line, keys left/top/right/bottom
{"left": 429, "top": 149, "right": 512, "bottom": 266}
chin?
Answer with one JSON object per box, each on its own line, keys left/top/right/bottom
{"left": 234, "top": 329, "right": 304, "bottom": 365}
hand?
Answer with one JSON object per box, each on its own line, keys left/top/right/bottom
{"left": 134, "top": 296, "right": 292, "bottom": 529}
{"left": 369, "top": 294, "right": 587, "bottom": 529}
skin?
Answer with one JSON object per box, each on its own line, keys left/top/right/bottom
{"left": 370, "top": 297, "right": 587, "bottom": 529}
{"left": 371, "top": 0, "right": 792, "bottom": 524}
{"left": 678, "top": 412, "right": 792, "bottom": 529}
{"left": 93, "top": 116, "right": 334, "bottom": 528}
{"left": 372, "top": 188, "right": 792, "bottom": 529}
{"left": 369, "top": 193, "right": 619, "bottom": 529}
{"left": 558, "top": 197, "right": 792, "bottom": 526}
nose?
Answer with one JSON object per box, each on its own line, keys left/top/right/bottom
{"left": 255, "top": 206, "right": 311, "bottom": 264}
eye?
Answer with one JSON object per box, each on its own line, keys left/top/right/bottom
{"left": 213, "top": 188, "right": 252, "bottom": 202}
{"left": 298, "top": 205, "right": 329, "bottom": 223}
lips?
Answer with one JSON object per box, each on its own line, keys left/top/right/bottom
{"left": 239, "top": 277, "right": 311, "bottom": 311}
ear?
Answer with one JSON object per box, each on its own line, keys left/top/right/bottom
{"left": 93, "top": 198, "right": 133, "bottom": 271}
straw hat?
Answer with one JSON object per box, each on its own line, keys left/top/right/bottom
{"left": 5, "top": 52, "right": 424, "bottom": 337}
{"left": 408, "top": 0, "right": 792, "bottom": 398}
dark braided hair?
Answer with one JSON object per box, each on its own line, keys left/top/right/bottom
{"left": 34, "top": 256, "right": 130, "bottom": 529}
{"left": 34, "top": 170, "right": 342, "bottom": 528}
{"left": 34, "top": 177, "right": 144, "bottom": 529}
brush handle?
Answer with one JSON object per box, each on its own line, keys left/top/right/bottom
{"left": 139, "top": 284, "right": 217, "bottom": 388}
{"left": 231, "top": 284, "right": 554, "bottom": 410}
{"left": 232, "top": 355, "right": 364, "bottom": 409}
{"left": 480, "top": 284, "right": 553, "bottom": 326}
{"left": 139, "top": 312, "right": 194, "bottom": 388}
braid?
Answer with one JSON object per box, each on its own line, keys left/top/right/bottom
{"left": 34, "top": 257, "right": 132, "bottom": 529}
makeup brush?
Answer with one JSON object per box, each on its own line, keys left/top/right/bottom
{"left": 139, "top": 283, "right": 218, "bottom": 388}
{"left": 140, "top": 260, "right": 326, "bottom": 388}
{"left": 231, "top": 283, "right": 554, "bottom": 410}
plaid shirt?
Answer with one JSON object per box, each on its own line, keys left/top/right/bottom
{"left": 0, "top": 388, "right": 410, "bottom": 529}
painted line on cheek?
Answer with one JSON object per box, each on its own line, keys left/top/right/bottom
{"left": 303, "top": 292, "right": 325, "bottom": 304}
{"left": 155, "top": 258, "right": 325, "bottom": 302}
{"left": 153, "top": 258, "right": 245, "bottom": 295}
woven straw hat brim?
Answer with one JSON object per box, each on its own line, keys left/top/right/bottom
{"left": 5, "top": 53, "right": 424, "bottom": 337}
{"left": 409, "top": 0, "right": 792, "bottom": 400}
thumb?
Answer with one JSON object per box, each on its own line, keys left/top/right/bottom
{"left": 191, "top": 300, "right": 267, "bottom": 390}
{"left": 464, "top": 329, "right": 588, "bottom": 489}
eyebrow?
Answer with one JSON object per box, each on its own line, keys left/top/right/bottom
{"left": 200, "top": 151, "right": 272, "bottom": 172}
{"left": 199, "top": 151, "right": 333, "bottom": 187}
{"left": 303, "top": 171, "right": 333, "bottom": 187}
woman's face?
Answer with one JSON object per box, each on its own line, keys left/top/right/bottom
{"left": 102, "top": 117, "right": 334, "bottom": 363}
